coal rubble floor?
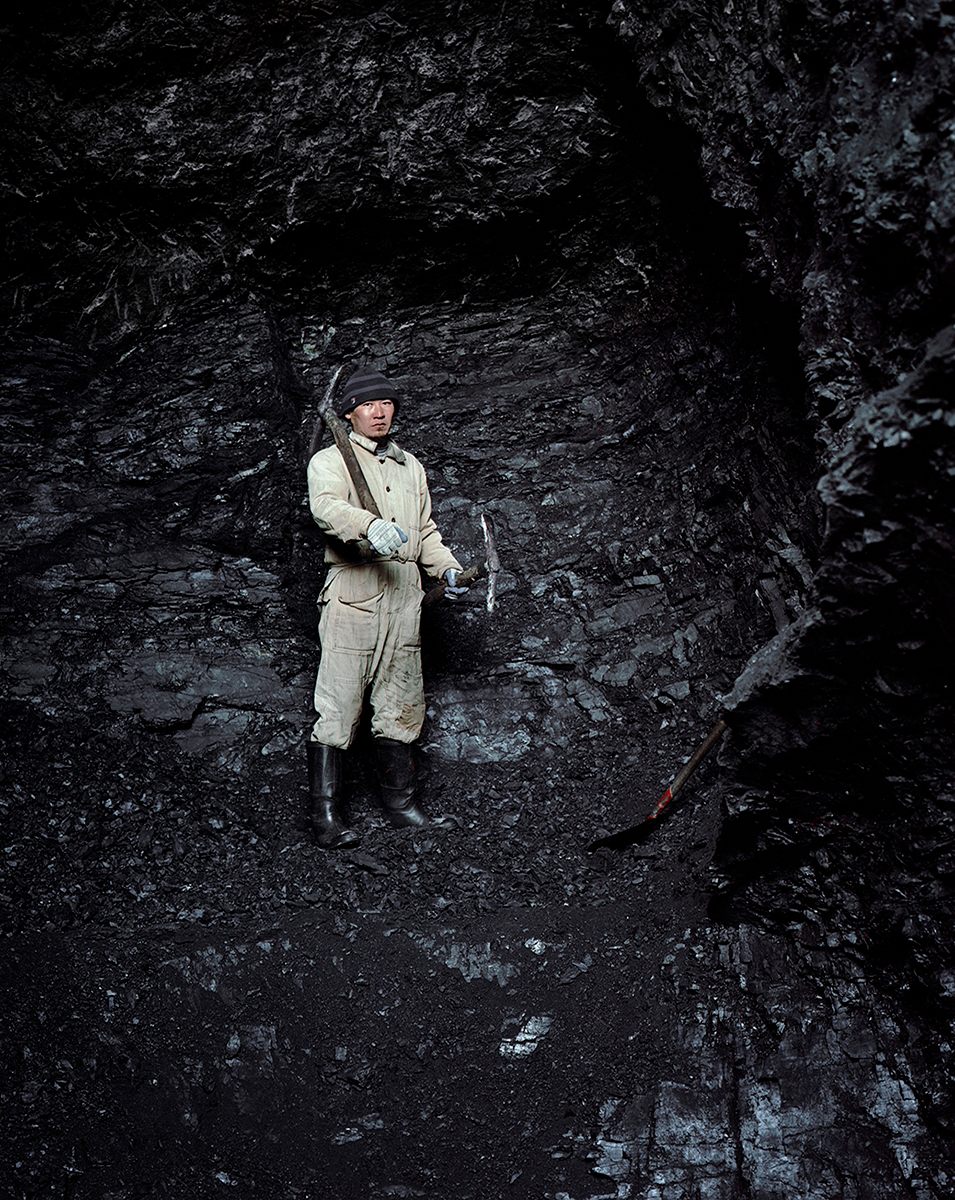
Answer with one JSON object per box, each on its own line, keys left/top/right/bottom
{"left": 5, "top": 743, "right": 947, "bottom": 1199}
{"left": 2, "top": 731, "right": 723, "bottom": 1199}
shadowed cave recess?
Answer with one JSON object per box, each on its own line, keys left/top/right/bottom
{"left": 1, "top": 2, "right": 953, "bottom": 1197}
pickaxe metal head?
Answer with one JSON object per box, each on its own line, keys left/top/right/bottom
{"left": 481, "top": 512, "right": 501, "bottom": 614}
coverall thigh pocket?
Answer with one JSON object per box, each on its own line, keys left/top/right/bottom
{"left": 396, "top": 590, "right": 423, "bottom": 649}
{"left": 332, "top": 592, "right": 384, "bottom": 653}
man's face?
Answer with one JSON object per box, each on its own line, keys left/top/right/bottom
{"left": 346, "top": 398, "right": 395, "bottom": 441}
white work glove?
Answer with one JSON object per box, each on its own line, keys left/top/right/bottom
{"left": 444, "top": 568, "right": 469, "bottom": 597}
{"left": 366, "top": 518, "right": 409, "bottom": 556}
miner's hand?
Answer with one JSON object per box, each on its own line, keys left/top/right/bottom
{"left": 367, "top": 518, "right": 409, "bottom": 556}
{"left": 443, "top": 568, "right": 469, "bottom": 597}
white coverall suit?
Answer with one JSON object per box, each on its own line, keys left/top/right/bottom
{"left": 307, "top": 431, "right": 462, "bottom": 749}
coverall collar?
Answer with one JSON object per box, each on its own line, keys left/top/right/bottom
{"left": 349, "top": 430, "right": 406, "bottom": 464}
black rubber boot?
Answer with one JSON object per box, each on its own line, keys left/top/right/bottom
{"left": 375, "top": 738, "right": 435, "bottom": 829}
{"left": 307, "top": 741, "right": 360, "bottom": 849}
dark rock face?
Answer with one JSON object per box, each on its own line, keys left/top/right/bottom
{"left": 2, "top": 3, "right": 952, "bottom": 1197}
{"left": 610, "top": 0, "right": 955, "bottom": 1026}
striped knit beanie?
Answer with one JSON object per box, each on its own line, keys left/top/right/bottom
{"left": 336, "top": 368, "right": 401, "bottom": 417}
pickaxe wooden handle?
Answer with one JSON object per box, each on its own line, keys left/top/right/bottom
{"left": 588, "top": 718, "right": 729, "bottom": 851}
{"left": 319, "top": 366, "right": 382, "bottom": 542}
{"left": 421, "top": 562, "right": 486, "bottom": 607}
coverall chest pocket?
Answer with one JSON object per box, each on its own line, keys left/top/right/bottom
{"left": 325, "top": 591, "right": 384, "bottom": 654}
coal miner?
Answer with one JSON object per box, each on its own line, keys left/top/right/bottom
{"left": 305, "top": 368, "right": 467, "bottom": 849}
